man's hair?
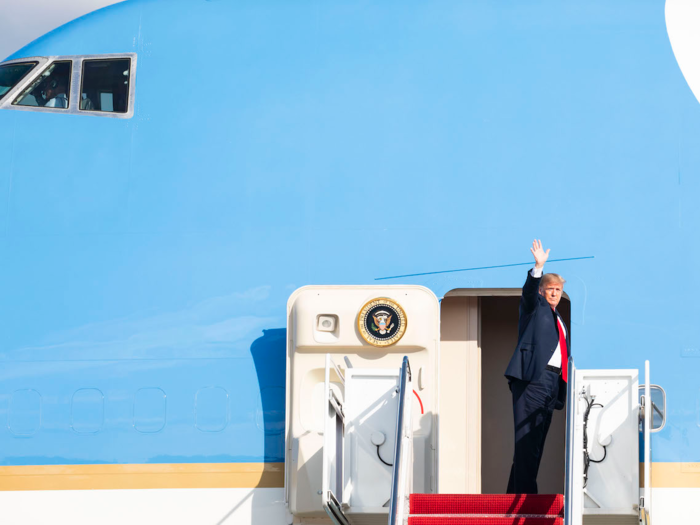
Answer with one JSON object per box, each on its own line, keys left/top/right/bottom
{"left": 540, "top": 273, "right": 566, "bottom": 289}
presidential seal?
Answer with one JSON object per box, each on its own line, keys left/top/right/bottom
{"left": 357, "top": 297, "right": 407, "bottom": 347}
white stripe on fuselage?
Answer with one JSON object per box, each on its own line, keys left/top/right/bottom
{"left": 0, "top": 488, "right": 287, "bottom": 525}
{"left": 650, "top": 488, "right": 700, "bottom": 525}
{"left": 0, "top": 486, "right": 694, "bottom": 524}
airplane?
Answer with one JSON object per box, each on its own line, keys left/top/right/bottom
{"left": 0, "top": 0, "right": 698, "bottom": 523}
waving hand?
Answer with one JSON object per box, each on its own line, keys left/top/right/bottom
{"left": 530, "top": 239, "right": 550, "bottom": 269}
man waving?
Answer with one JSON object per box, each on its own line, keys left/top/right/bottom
{"left": 504, "top": 239, "right": 570, "bottom": 494}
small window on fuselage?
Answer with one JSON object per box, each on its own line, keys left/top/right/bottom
{"left": 0, "top": 62, "right": 38, "bottom": 101}
{"left": 80, "top": 58, "right": 131, "bottom": 113}
{"left": 13, "top": 60, "right": 72, "bottom": 108}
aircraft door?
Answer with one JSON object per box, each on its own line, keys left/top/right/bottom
{"left": 570, "top": 368, "right": 640, "bottom": 525}
{"left": 570, "top": 362, "right": 664, "bottom": 525}
{"left": 285, "top": 286, "right": 439, "bottom": 523}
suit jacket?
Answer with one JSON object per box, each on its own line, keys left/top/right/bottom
{"left": 504, "top": 269, "right": 571, "bottom": 409}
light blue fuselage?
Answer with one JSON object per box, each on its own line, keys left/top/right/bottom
{"left": 0, "top": 0, "right": 697, "bottom": 473}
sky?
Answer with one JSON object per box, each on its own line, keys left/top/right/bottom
{"left": 0, "top": 0, "right": 123, "bottom": 60}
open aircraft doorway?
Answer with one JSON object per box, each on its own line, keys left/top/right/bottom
{"left": 439, "top": 289, "right": 571, "bottom": 495}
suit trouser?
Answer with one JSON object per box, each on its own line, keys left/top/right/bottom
{"left": 506, "top": 369, "right": 560, "bottom": 494}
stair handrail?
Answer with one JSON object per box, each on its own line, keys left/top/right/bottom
{"left": 564, "top": 355, "right": 577, "bottom": 525}
{"left": 643, "top": 360, "right": 652, "bottom": 521}
{"left": 388, "top": 356, "right": 413, "bottom": 525}
{"left": 321, "top": 354, "right": 350, "bottom": 525}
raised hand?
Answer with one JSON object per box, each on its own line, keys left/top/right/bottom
{"left": 530, "top": 239, "right": 550, "bottom": 269}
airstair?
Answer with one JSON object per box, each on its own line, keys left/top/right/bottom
{"left": 285, "top": 286, "right": 664, "bottom": 525}
{"left": 320, "top": 354, "right": 566, "bottom": 525}
{"left": 319, "top": 355, "right": 658, "bottom": 525}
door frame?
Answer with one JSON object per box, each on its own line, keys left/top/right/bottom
{"left": 438, "top": 288, "right": 570, "bottom": 493}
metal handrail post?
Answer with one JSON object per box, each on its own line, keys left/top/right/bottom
{"left": 564, "top": 356, "right": 576, "bottom": 525}
{"left": 388, "top": 356, "right": 411, "bottom": 525}
{"left": 644, "top": 360, "right": 651, "bottom": 518}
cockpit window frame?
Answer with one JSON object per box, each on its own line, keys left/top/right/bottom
{"left": 79, "top": 56, "right": 134, "bottom": 116}
{"left": 0, "top": 60, "right": 41, "bottom": 102}
{"left": 13, "top": 59, "right": 73, "bottom": 110}
{"left": 0, "top": 56, "right": 49, "bottom": 104}
{"left": 0, "top": 53, "right": 136, "bottom": 119}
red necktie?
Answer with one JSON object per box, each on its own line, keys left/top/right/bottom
{"left": 557, "top": 317, "right": 568, "bottom": 382}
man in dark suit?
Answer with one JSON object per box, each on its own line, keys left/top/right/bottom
{"left": 504, "top": 239, "right": 570, "bottom": 494}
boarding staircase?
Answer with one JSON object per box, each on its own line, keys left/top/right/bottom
{"left": 321, "top": 355, "right": 569, "bottom": 525}
{"left": 321, "top": 354, "right": 654, "bottom": 525}
{"left": 393, "top": 357, "right": 567, "bottom": 525}
{"left": 400, "top": 350, "right": 569, "bottom": 525}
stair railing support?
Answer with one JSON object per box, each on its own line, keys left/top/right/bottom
{"left": 564, "top": 356, "right": 578, "bottom": 525}
{"left": 388, "top": 356, "right": 413, "bottom": 525}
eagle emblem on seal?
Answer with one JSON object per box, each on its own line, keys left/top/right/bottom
{"left": 372, "top": 311, "right": 394, "bottom": 335}
{"left": 358, "top": 298, "right": 407, "bottom": 347}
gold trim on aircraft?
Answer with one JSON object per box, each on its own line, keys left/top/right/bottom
{"left": 0, "top": 462, "right": 284, "bottom": 491}
{"left": 2, "top": 462, "right": 700, "bottom": 491}
{"left": 639, "top": 462, "right": 700, "bottom": 488}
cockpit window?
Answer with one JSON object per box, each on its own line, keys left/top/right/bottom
{"left": 80, "top": 58, "right": 131, "bottom": 113}
{"left": 0, "top": 54, "right": 135, "bottom": 118}
{"left": 13, "top": 61, "right": 72, "bottom": 109}
{"left": 0, "top": 62, "right": 38, "bottom": 101}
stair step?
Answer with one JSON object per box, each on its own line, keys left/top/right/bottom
{"left": 409, "top": 494, "right": 564, "bottom": 517}
{"left": 408, "top": 517, "right": 563, "bottom": 525}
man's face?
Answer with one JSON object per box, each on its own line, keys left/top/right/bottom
{"left": 44, "top": 82, "right": 57, "bottom": 100}
{"left": 540, "top": 281, "right": 563, "bottom": 309}
{"left": 44, "top": 79, "right": 65, "bottom": 100}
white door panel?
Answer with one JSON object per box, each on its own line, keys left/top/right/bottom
{"left": 572, "top": 369, "right": 640, "bottom": 520}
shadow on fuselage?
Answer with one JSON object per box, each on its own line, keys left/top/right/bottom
{"left": 250, "top": 328, "right": 287, "bottom": 463}
{"left": 213, "top": 328, "right": 288, "bottom": 524}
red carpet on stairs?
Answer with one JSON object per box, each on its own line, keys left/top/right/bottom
{"left": 408, "top": 519, "right": 561, "bottom": 525}
{"left": 408, "top": 494, "right": 564, "bottom": 525}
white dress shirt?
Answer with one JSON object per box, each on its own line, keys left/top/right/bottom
{"left": 45, "top": 93, "right": 68, "bottom": 108}
{"left": 531, "top": 267, "right": 566, "bottom": 368}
